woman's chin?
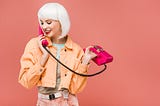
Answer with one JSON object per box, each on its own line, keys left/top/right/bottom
{"left": 45, "top": 33, "right": 53, "bottom": 37}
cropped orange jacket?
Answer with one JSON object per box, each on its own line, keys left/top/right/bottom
{"left": 18, "top": 36, "right": 88, "bottom": 94}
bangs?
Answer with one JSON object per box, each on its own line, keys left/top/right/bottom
{"left": 38, "top": 4, "right": 58, "bottom": 20}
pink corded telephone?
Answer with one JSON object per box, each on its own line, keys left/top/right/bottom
{"left": 84, "top": 45, "right": 113, "bottom": 66}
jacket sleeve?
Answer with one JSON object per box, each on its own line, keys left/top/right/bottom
{"left": 69, "top": 49, "right": 89, "bottom": 94}
{"left": 18, "top": 38, "right": 46, "bottom": 89}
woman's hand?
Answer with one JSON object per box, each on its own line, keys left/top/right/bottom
{"left": 82, "top": 46, "right": 97, "bottom": 65}
{"left": 38, "top": 35, "right": 48, "bottom": 55}
{"left": 38, "top": 35, "right": 49, "bottom": 67}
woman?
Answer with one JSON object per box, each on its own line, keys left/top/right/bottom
{"left": 18, "top": 3, "right": 96, "bottom": 106}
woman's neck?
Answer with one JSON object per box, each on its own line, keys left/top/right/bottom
{"left": 51, "top": 36, "right": 67, "bottom": 44}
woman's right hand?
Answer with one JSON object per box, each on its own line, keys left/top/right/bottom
{"left": 38, "top": 35, "right": 49, "bottom": 55}
{"left": 38, "top": 35, "right": 49, "bottom": 67}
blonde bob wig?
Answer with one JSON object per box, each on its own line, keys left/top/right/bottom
{"left": 38, "top": 3, "right": 70, "bottom": 39}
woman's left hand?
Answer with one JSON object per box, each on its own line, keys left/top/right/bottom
{"left": 82, "top": 46, "right": 97, "bottom": 65}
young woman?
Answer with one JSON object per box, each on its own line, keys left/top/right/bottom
{"left": 18, "top": 3, "right": 96, "bottom": 106}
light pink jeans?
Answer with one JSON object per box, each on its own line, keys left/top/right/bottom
{"left": 36, "top": 94, "right": 79, "bottom": 106}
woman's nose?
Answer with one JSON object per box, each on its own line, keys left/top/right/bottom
{"left": 42, "top": 24, "right": 47, "bottom": 29}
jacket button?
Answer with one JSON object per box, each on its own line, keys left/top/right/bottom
{"left": 39, "top": 69, "right": 43, "bottom": 72}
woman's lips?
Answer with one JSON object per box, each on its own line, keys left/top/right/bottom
{"left": 45, "top": 30, "right": 51, "bottom": 34}
{"left": 45, "top": 32, "right": 50, "bottom": 34}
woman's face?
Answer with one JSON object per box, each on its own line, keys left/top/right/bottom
{"left": 40, "top": 19, "right": 61, "bottom": 38}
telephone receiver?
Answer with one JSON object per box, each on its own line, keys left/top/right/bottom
{"left": 39, "top": 25, "right": 48, "bottom": 47}
{"left": 38, "top": 25, "right": 113, "bottom": 77}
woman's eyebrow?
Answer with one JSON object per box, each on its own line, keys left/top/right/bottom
{"left": 40, "top": 20, "right": 43, "bottom": 23}
{"left": 45, "top": 19, "right": 52, "bottom": 22}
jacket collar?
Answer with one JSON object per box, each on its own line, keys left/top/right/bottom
{"left": 46, "top": 35, "right": 73, "bottom": 50}
{"left": 65, "top": 36, "right": 73, "bottom": 50}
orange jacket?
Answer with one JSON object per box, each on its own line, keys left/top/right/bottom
{"left": 18, "top": 36, "right": 88, "bottom": 94}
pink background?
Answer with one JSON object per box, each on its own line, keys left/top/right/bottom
{"left": 1, "top": 0, "right": 160, "bottom": 105}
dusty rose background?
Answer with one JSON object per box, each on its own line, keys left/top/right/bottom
{"left": 0, "top": 0, "right": 160, "bottom": 105}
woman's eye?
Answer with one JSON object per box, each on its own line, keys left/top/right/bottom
{"left": 47, "top": 21, "right": 52, "bottom": 24}
{"left": 41, "top": 22, "right": 44, "bottom": 25}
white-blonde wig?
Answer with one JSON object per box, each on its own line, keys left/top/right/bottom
{"left": 38, "top": 3, "right": 70, "bottom": 38}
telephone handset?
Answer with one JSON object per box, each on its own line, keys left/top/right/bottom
{"left": 38, "top": 26, "right": 113, "bottom": 77}
{"left": 39, "top": 25, "right": 48, "bottom": 46}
